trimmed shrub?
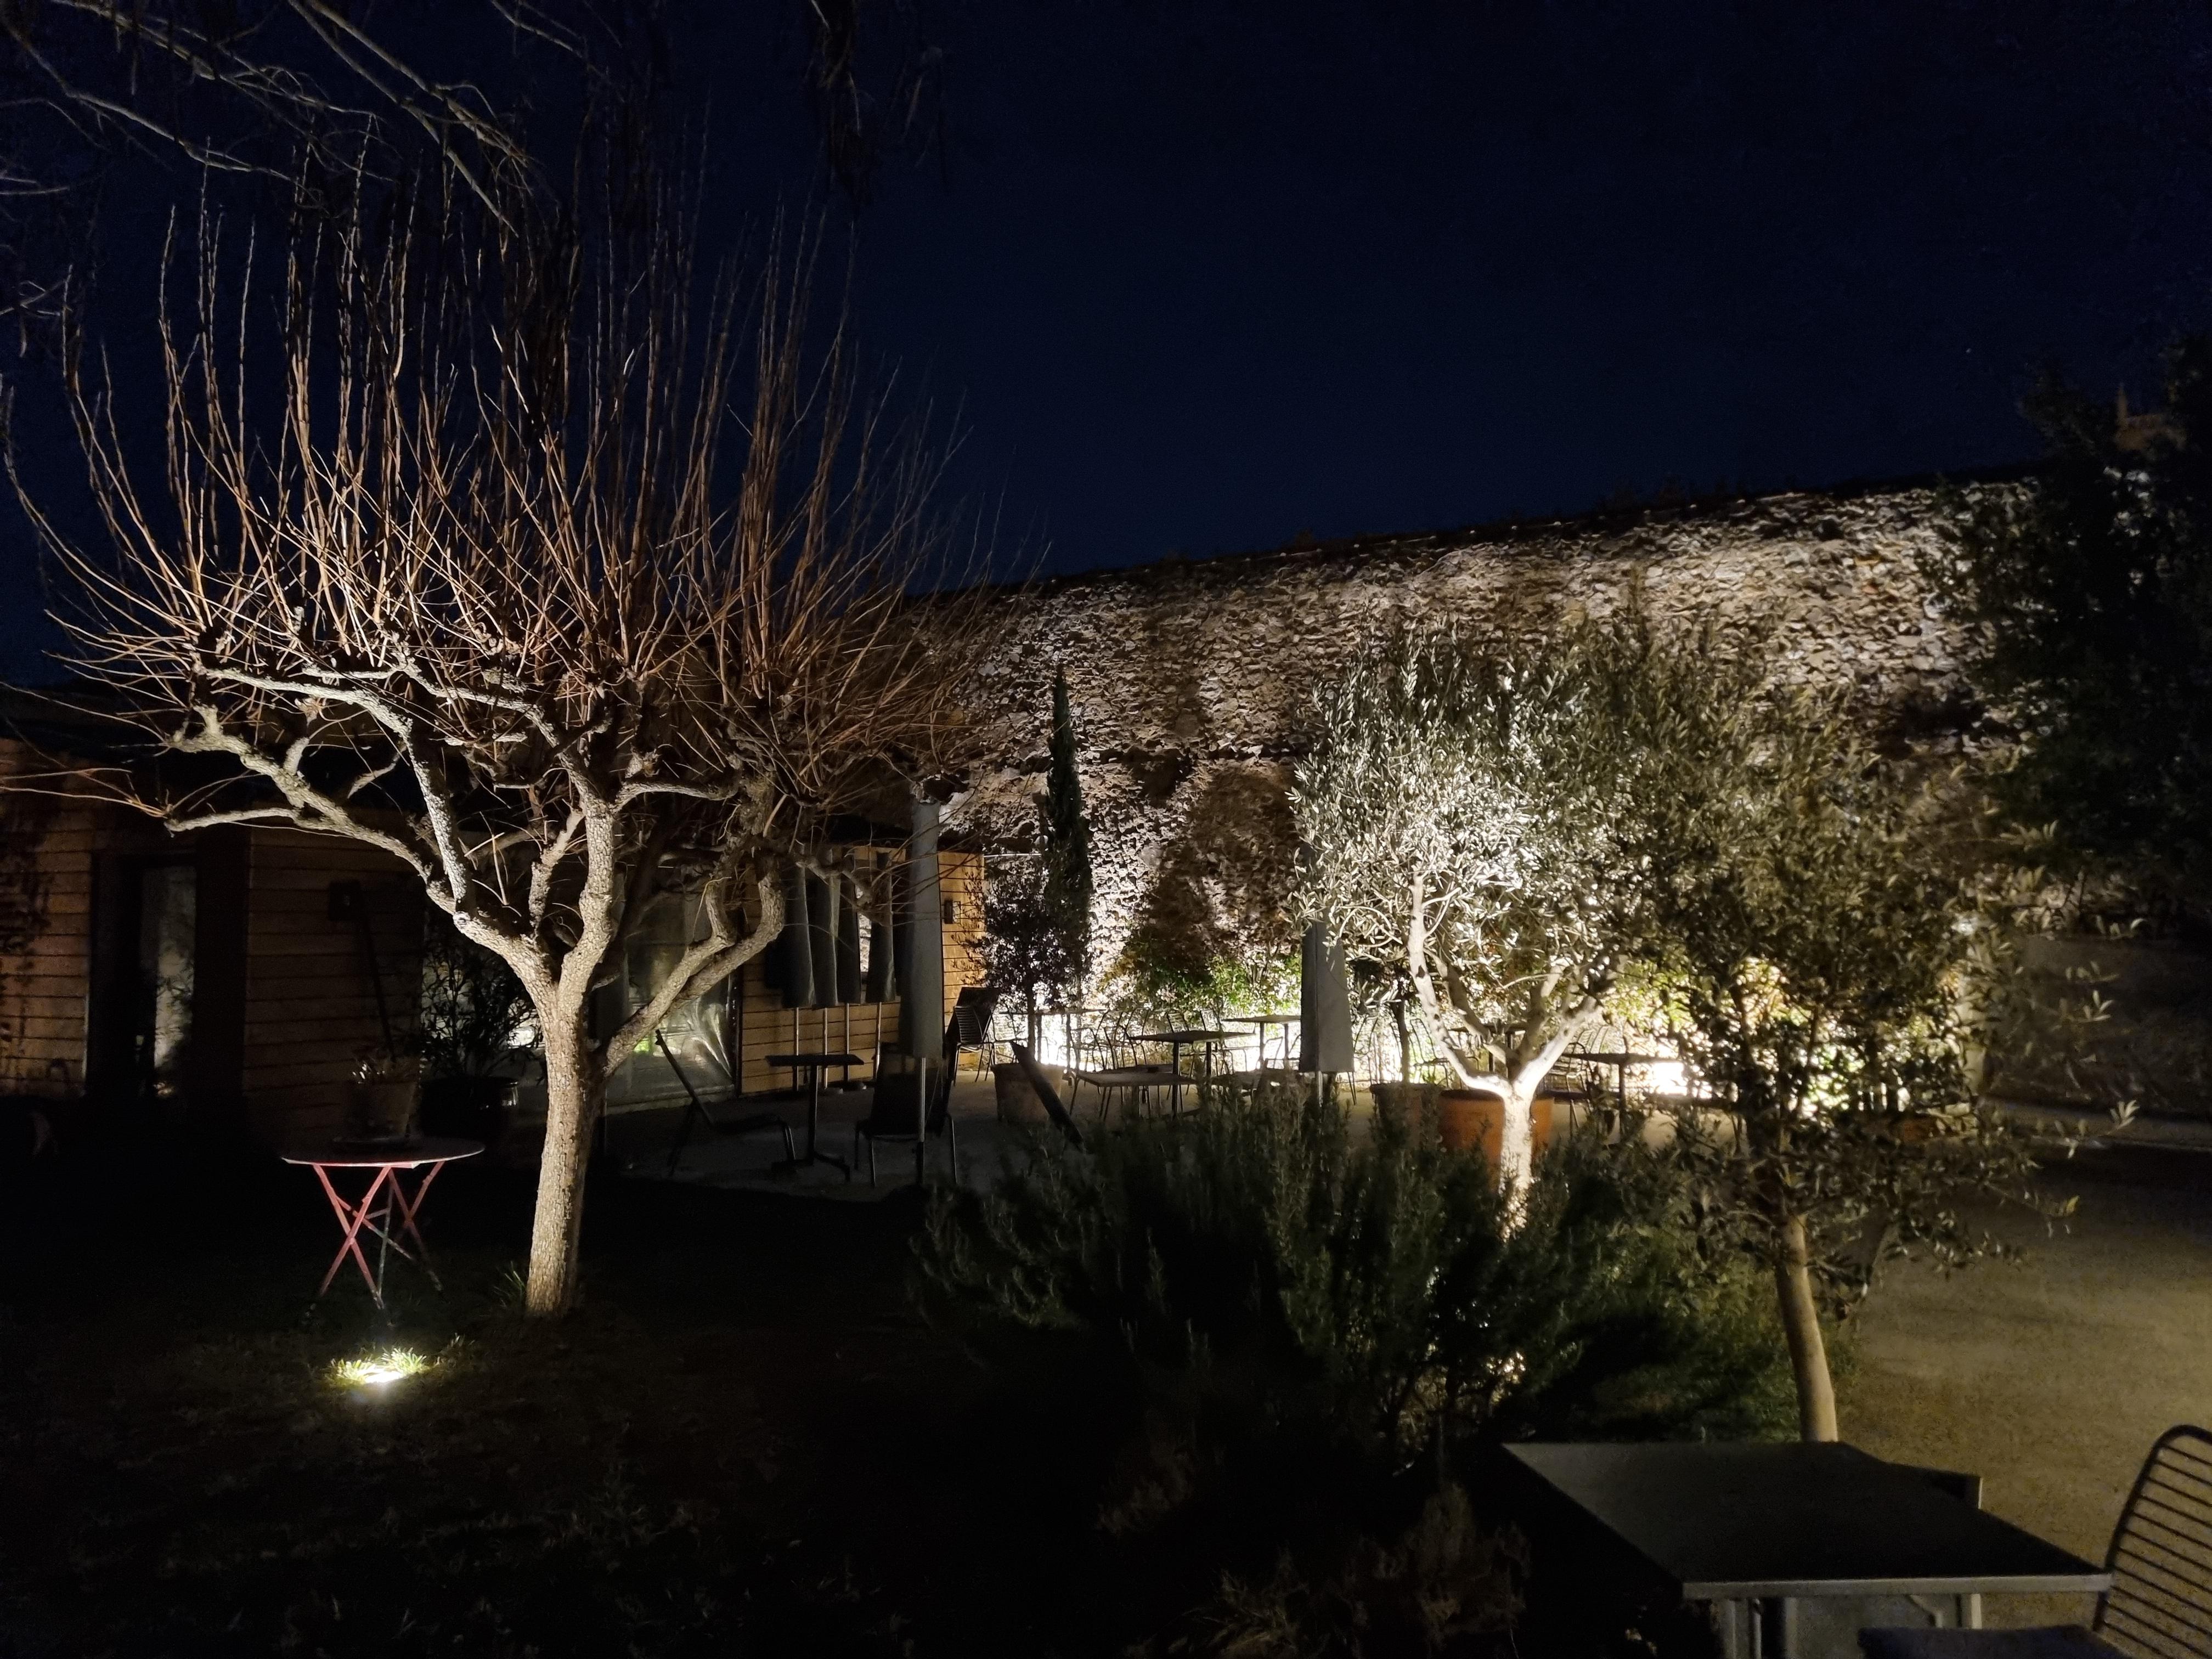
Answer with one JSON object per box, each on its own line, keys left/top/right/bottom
{"left": 916, "top": 1081, "right": 1792, "bottom": 1652}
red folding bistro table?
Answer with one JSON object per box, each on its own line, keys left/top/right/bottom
{"left": 282, "top": 1137, "right": 482, "bottom": 1307}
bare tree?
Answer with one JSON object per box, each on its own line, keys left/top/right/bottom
{"left": 9, "top": 159, "right": 981, "bottom": 1314}
{"left": 0, "top": 3, "right": 951, "bottom": 336}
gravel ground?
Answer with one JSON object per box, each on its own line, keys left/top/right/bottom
{"left": 1841, "top": 1143, "right": 2212, "bottom": 1629}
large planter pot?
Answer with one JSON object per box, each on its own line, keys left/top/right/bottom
{"left": 993, "top": 1060, "right": 1063, "bottom": 1126}
{"left": 345, "top": 1079, "right": 420, "bottom": 1141}
{"left": 1436, "top": 1088, "right": 1556, "bottom": 1164}
{"left": 420, "top": 1076, "right": 515, "bottom": 1146}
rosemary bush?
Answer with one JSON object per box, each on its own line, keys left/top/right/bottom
{"left": 923, "top": 1082, "right": 1785, "bottom": 1459}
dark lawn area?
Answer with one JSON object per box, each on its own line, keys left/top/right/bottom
{"left": 0, "top": 1125, "right": 1124, "bottom": 1658}
{"left": 12, "top": 1116, "right": 2195, "bottom": 1658}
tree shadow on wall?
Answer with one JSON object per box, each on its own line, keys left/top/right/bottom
{"left": 1114, "top": 765, "right": 1299, "bottom": 1005}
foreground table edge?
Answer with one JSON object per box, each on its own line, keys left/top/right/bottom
{"left": 1502, "top": 1442, "right": 2112, "bottom": 1603}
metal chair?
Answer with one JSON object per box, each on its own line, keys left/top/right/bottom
{"left": 1861, "top": 1425, "right": 2212, "bottom": 1659}
{"left": 851, "top": 1047, "right": 958, "bottom": 1186}
{"left": 951, "top": 988, "right": 1000, "bottom": 1079}
{"left": 657, "top": 1029, "right": 794, "bottom": 1177}
{"left": 2097, "top": 1424, "right": 2212, "bottom": 1658}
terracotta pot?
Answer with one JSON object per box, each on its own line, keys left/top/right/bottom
{"left": 346, "top": 1079, "right": 420, "bottom": 1141}
{"left": 992, "top": 1060, "right": 1062, "bottom": 1126}
{"left": 1436, "top": 1088, "right": 1555, "bottom": 1164}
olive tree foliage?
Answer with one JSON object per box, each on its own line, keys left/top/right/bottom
{"left": 1622, "top": 661, "right": 2070, "bottom": 1442}
{"left": 1297, "top": 606, "right": 2072, "bottom": 1440}
{"left": 10, "top": 162, "right": 980, "bottom": 1314}
{"left": 1293, "top": 611, "right": 1676, "bottom": 1197}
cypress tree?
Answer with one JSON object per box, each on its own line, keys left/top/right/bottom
{"left": 1041, "top": 668, "right": 1093, "bottom": 996}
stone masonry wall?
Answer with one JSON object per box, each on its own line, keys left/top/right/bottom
{"left": 953, "top": 483, "right": 1974, "bottom": 990}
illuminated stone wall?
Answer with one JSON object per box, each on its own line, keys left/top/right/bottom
{"left": 953, "top": 482, "right": 1976, "bottom": 990}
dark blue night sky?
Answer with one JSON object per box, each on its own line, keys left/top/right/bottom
{"left": 4, "top": 1, "right": 2209, "bottom": 678}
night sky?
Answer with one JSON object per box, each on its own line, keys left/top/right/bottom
{"left": 4, "top": 1, "right": 2210, "bottom": 680}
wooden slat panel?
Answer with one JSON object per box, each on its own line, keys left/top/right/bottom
{"left": 241, "top": 935, "right": 418, "bottom": 964}
{"left": 1, "top": 975, "right": 89, "bottom": 998}
{"left": 241, "top": 1020, "right": 392, "bottom": 1052}
{"left": 5, "top": 1013, "right": 90, "bottom": 1041}
{"left": 241, "top": 1059, "right": 374, "bottom": 1090}
{"left": 239, "top": 995, "right": 413, "bottom": 1025}
{"left": 0, "top": 1040, "right": 85, "bottom": 1070}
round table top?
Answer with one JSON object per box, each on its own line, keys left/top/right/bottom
{"left": 1234, "top": 1013, "right": 1302, "bottom": 1025}
{"left": 1128, "top": 1029, "right": 1235, "bottom": 1044}
{"left": 281, "top": 1136, "right": 484, "bottom": 1169}
{"left": 764, "top": 1052, "right": 863, "bottom": 1069}
{"left": 1577, "top": 1052, "right": 1668, "bottom": 1066}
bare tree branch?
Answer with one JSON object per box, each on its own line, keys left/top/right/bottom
{"left": 12, "top": 148, "right": 989, "bottom": 1313}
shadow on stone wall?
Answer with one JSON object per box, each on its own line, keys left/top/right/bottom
{"left": 1995, "top": 935, "right": 2212, "bottom": 1118}
{"left": 1113, "top": 762, "right": 1299, "bottom": 993}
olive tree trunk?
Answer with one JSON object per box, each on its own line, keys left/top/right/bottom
{"left": 1496, "top": 1080, "right": 1539, "bottom": 1198}
{"left": 524, "top": 1017, "right": 606, "bottom": 1317}
{"left": 1774, "top": 1211, "right": 1839, "bottom": 1442}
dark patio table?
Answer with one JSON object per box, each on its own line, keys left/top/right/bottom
{"left": 281, "top": 1136, "right": 482, "bottom": 1308}
{"left": 765, "top": 1052, "right": 861, "bottom": 1177}
{"left": 1127, "top": 1029, "right": 1235, "bottom": 1114}
{"left": 1505, "top": 1442, "right": 2109, "bottom": 1659}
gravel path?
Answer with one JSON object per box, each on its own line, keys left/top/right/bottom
{"left": 1841, "top": 1143, "right": 2212, "bottom": 1629}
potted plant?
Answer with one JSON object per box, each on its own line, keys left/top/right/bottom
{"left": 982, "top": 857, "right": 1073, "bottom": 1124}
{"left": 416, "top": 917, "right": 534, "bottom": 1145}
{"left": 346, "top": 1041, "right": 421, "bottom": 1141}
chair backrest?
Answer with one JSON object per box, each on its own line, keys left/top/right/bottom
{"left": 2097, "top": 1424, "right": 2212, "bottom": 1659}
{"left": 864, "top": 1047, "right": 948, "bottom": 1136}
{"left": 949, "top": 1003, "right": 990, "bottom": 1051}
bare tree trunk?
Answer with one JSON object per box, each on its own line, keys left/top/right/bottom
{"left": 525, "top": 1018, "right": 604, "bottom": 1316}
{"left": 1774, "top": 1212, "right": 1839, "bottom": 1442}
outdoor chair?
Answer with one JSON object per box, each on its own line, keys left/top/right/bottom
{"left": 951, "top": 987, "right": 1001, "bottom": 1079}
{"left": 1861, "top": 1424, "right": 2212, "bottom": 1659}
{"left": 658, "top": 1029, "right": 795, "bottom": 1177}
{"left": 850, "top": 1046, "right": 958, "bottom": 1186}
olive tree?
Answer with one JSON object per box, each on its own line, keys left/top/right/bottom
{"left": 1294, "top": 613, "right": 1671, "bottom": 1196}
{"left": 1298, "top": 606, "right": 2065, "bottom": 1437}
{"left": 1625, "top": 668, "right": 2063, "bottom": 1442}
{"left": 14, "top": 164, "right": 978, "bottom": 1314}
